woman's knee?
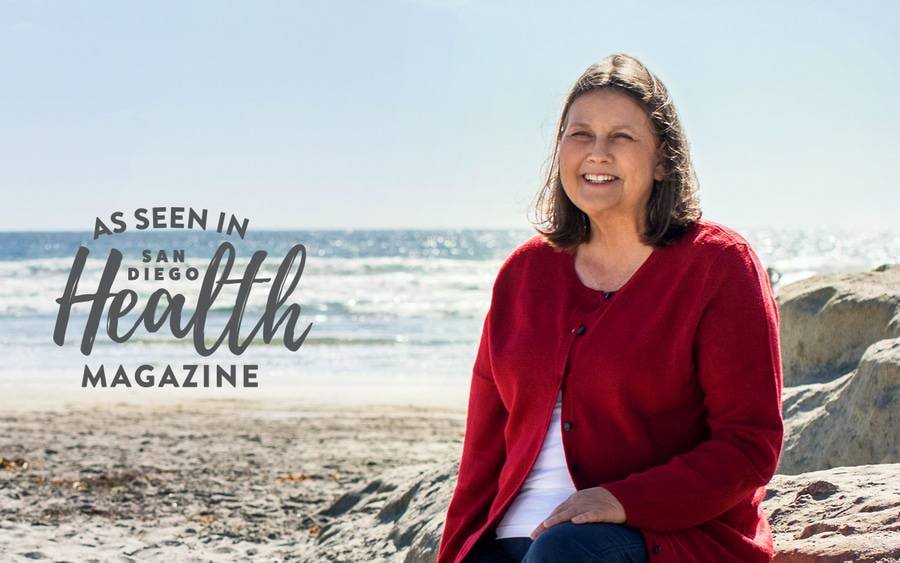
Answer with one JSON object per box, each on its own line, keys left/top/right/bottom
{"left": 522, "top": 522, "right": 647, "bottom": 563}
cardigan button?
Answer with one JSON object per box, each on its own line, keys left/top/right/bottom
{"left": 570, "top": 463, "right": 579, "bottom": 472}
{"left": 563, "top": 421, "right": 572, "bottom": 431}
{"left": 653, "top": 545, "right": 662, "bottom": 554}
{"left": 575, "top": 325, "right": 586, "bottom": 335}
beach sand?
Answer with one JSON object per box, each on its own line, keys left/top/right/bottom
{"left": 0, "top": 397, "right": 467, "bottom": 562}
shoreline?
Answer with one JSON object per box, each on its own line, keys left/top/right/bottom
{"left": 0, "top": 374, "right": 470, "bottom": 414}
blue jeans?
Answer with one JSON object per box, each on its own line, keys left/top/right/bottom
{"left": 464, "top": 522, "right": 648, "bottom": 563}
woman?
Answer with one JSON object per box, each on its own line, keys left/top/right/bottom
{"left": 437, "top": 53, "right": 784, "bottom": 563}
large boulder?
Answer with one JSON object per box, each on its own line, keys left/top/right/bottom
{"left": 776, "top": 264, "right": 900, "bottom": 387}
{"left": 775, "top": 265, "right": 900, "bottom": 474}
{"left": 777, "top": 336, "right": 900, "bottom": 474}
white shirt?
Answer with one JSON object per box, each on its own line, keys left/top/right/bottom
{"left": 495, "top": 389, "right": 577, "bottom": 538}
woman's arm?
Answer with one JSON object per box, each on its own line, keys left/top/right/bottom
{"left": 600, "top": 242, "right": 785, "bottom": 532}
{"left": 437, "top": 307, "right": 509, "bottom": 562}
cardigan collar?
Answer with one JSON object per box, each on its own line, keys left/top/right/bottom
{"left": 563, "top": 243, "right": 663, "bottom": 305}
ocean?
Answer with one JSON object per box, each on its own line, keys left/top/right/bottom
{"left": 0, "top": 228, "right": 897, "bottom": 404}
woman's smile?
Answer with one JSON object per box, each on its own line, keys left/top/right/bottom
{"left": 581, "top": 174, "right": 620, "bottom": 187}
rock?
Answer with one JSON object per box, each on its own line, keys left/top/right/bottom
{"left": 775, "top": 265, "right": 900, "bottom": 474}
{"left": 299, "top": 463, "right": 455, "bottom": 562}
{"left": 764, "top": 463, "right": 900, "bottom": 562}
{"left": 776, "top": 264, "right": 900, "bottom": 386}
{"left": 778, "top": 337, "right": 900, "bottom": 474}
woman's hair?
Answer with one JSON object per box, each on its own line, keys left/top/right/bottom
{"left": 530, "top": 52, "right": 702, "bottom": 250}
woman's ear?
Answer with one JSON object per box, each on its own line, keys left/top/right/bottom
{"left": 652, "top": 139, "right": 667, "bottom": 182}
{"left": 653, "top": 157, "right": 666, "bottom": 183}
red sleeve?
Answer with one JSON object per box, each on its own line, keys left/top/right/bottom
{"left": 437, "top": 307, "right": 509, "bottom": 563}
{"left": 601, "top": 242, "right": 784, "bottom": 532}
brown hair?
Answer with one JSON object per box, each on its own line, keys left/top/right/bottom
{"left": 530, "top": 52, "right": 701, "bottom": 250}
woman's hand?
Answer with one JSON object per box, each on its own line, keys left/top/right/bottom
{"left": 529, "top": 486, "right": 626, "bottom": 540}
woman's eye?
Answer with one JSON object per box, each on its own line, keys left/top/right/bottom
{"left": 568, "top": 131, "right": 632, "bottom": 140}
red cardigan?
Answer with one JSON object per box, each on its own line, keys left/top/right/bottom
{"left": 437, "top": 218, "right": 784, "bottom": 563}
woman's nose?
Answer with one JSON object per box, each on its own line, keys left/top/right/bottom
{"left": 587, "top": 138, "right": 612, "bottom": 161}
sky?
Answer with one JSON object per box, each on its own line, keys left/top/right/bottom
{"left": 1, "top": 0, "right": 898, "bottom": 231}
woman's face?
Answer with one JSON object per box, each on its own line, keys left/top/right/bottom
{"left": 558, "top": 88, "right": 666, "bottom": 230}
